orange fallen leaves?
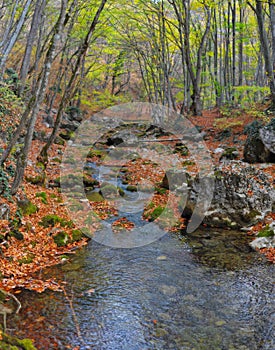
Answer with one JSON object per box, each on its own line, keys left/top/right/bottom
{"left": 112, "top": 217, "right": 135, "bottom": 233}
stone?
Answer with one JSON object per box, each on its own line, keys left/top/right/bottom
{"left": 250, "top": 236, "right": 275, "bottom": 249}
{"left": 259, "top": 118, "right": 275, "bottom": 155}
{"left": 182, "top": 162, "right": 275, "bottom": 229}
{"left": 244, "top": 119, "right": 275, "bottom": 163}
{"left": 0, "top": 203, "right": 10, "bottom": 220}
{"left": 157, "top": 255, "right": 167, "bottom": 261}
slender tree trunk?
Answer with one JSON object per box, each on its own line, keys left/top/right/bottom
{"left": 238, "top": 2, "right": 244, "bottom": 87}
{"left": 0, "top": 0, "right": 32, "bottom": 78}
{"left": 231, "top": 0, "right": 236, "bottom": 102}
{"left": 19, "top": 0, "right": 46, "bottom": 96}
{"left": 11, "top": 0, "right": 68, "bottom": 194}
{"left": 269, "top": 1, "right": 275, "bottom": 69}
{"left": 248, "top": 1, "right": 275, "bottom": 108}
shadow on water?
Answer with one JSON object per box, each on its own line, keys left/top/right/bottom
{"left": 9, "top": 229, "right": 274, "bottom": 350}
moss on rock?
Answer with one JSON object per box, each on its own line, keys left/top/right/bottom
{"left": 17, "top": 199, "right": 38, "bottom": 216}
{"left": 86, "top": 192, "right": 104, "bottom": 202}
{"left": 0, "top": 330, "right": 37, "bottom": 350}
{"left": 53, "top": 231, "right": 69, "bottom": 247}
{"left": 39, "top": 214, "right": 73, "bottom": 228}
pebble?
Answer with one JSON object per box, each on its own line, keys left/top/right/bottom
{"left": 157, "top": 255, "right": 167, "bottom": 261}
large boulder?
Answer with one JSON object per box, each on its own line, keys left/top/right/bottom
{"left": 244, "top": 119, "right": 275, "bottom": 163}
{"left": 182, "top": 162, "right": 275, "bottom": 229}
{"left": 259, "top": 118, "right": 275, "bottom": 155}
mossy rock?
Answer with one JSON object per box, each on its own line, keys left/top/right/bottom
{"left": 257, "top": 225, "right": 274, "bottom": 238}
{"left": 87, "top": 149, "right": 107, "bottom": 159}
{"left": 118, "top": 187, "right": 125, "bottom": 196}
{"left": 71, "top": 229, "right": 83, "bottom": 242}
{"left": 25, "top": 173, "right": 45, "bottom": 185}
{"left": 126, "top": 185, "right": 138, "bottom": 192}
{"left": 39, "top": 214, "right": 73, "bottom": 228}
{"left": 51, "top": 177, "right": 61, "bottom": 187}
{"left": 0, "top": 331, "right": 37, "bottom": 349}
{"left": 99, "top": 183, "right": 118, "bottom": 197}
{"left": 54, "top": 136, "right": 65, "bottom": 146}
{"left": 174, "top": 143, "right": 189, "bottom": 156}
{"left": 17, "top": 199, "right": 38, "bottom": 216}
{"left": 10, "top": 231, "right": 24, "bottom": 240}
{"left": 220, "top": 147, "right": 239, "bottom": 160}
{"left": 86, "top": 192, "right": 104, "bottom": 202}
{"left": 83, "top": 175, "right": 99, "bottom": 188}
{"left": 59, "top": 130, "right": 75, "bottom": 141}
{"left": 53, "top": 231, "right": 69, "bottom": 247}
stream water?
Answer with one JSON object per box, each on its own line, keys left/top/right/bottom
{"left": 10, "top": 229, "right": 274, "bottom": 350}
{"left": 9, "top": 162, "right": 275, "bottom": 350}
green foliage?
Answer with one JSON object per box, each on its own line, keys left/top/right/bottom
{"left": 35, "top": 191, "right": 47, "bottom": 204}
{"left": 82, "top": 89, "right": 130, "bottom": 110}
{"left": 214, "top": 117, "right": 243, "bottom": 130}
{"left": 233, "top": 86, "right": 269, "bottom": 106}
{"left": 155, "top": 187, "right": 167, "bottom": 195}
{"left": 0, "top": 167, "right": 11, "bottom": 199}
{"left": 220, "top": 105, "right": 242, "bottom": 118}
{"left": 144, "top": 205, "right": 165, "bottom": 222}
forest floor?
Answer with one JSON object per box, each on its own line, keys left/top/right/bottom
{"left": 0, "top": 103, "right": 274, "bottom": 299}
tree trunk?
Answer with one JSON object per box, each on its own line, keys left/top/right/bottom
{"left": 249, "top": 1, "right": 275, "bottom": 108}
{"left": 39, "top": 0, "right": 108, "bottom": 164}
{"left": 0, "top": 0, "right": 32, "bottom": 78}
{"left": 11, "top": 0, "right": 68, "bottom": 194}
{"left": 19, "top": 0, "right": 46, "bottom": 96}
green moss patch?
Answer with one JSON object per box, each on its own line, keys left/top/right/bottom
{"left": 39, "top": 214, "right": 73, "bottom": 228}
{"left": 35, "top": 192, "right": 47, "bottom": 204}
{"left": 71, "top": 229, "right": 83, "bottom": 242}
{"left": 0, "top": 330, "right": 37, "bottom": 349}
{"left": 53, "top": 231, "right": 69, "bottom": 247}
{"left": 86, "top": 192, "right": 104, "bottom": 202}
{"left": 126, "top": 185, "right": 137, "bottom": 192}
{"left": 257, "top": 225, "right": 274, "bottom": 238}
{"left": 17, "top": 200, "right": 38, "bottom": 216}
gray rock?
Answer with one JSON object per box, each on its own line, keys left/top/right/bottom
{"left": 250, "top": 236, "right": 275, "bottom": 249}
{"left": 182, "top": 162, "right": 274, "bottom": 229}
{"left": 0, "top": 203, "right": 10, "bottom": 220}
{"left": 244, "top": 119, "right": 275, "bottom": 163}
{"left": 259, "top": 119, "right": 275, "bottom": 155}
